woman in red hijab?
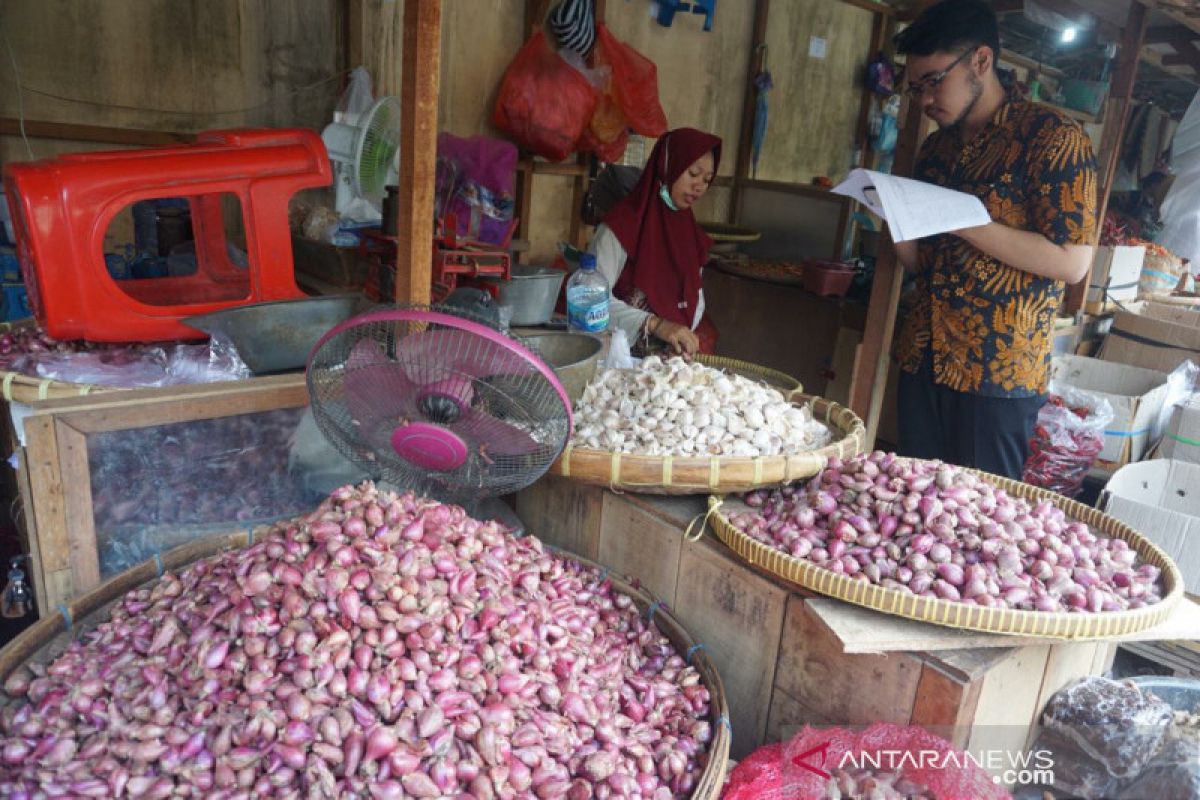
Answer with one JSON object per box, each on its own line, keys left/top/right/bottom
{"left": 588, "top": 128, "right": 721, "bottom": 356}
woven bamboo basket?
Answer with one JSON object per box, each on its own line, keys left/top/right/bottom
{"left": 0, "top": 320, "right": 113, "bottom": 403}
{"left": 552, "top": 354, "right": 867, "bottom": 494}
{"left": 0, "top": 530, "right": 731, "bottom": 798}
{"left": 706, "top": 469, "right": 1184, "bottom": 640}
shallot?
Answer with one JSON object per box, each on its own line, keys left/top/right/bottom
{"left": 0, "top": 483, "right": 713, "bottom": 797}
{"left": 731, "top": 452, "right": 1165, "bottom": 613}
{"left": 572, "top": 355, "right": 831, "bottom": 456}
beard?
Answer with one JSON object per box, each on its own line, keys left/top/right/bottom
{"left": 945, "top": 71, "right": 985, "bottom": 130}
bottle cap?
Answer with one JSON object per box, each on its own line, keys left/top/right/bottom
{"left": 579, "top": 253, "right": 597, "bottom": 270}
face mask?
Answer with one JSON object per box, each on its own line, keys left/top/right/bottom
{"left": 659, "top": 183, "right": 680, "bottom": 211}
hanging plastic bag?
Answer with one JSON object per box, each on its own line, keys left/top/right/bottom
{"left": 335, "top": 66, "right": 374, "bottom": 124}
{"left": 493, "top": 32, "right": 599, "bottom": 162}
{"left": 578, "top": 125, "right": 629, "bottom": 163}
{"left": 865, "top": 52, "right": 896, "bottom": 96}
{"left": 1023, "top": 384, "right": 1114, "bottom": 498}
{"left": 436, "top": 133, "right": 518, "bottom": 245}
{"left": 592, "top": 23, "right": 668, "bottom": 137}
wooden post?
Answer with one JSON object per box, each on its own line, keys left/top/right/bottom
{"left": 394, "top": 0, "right": 442, "bottom": 305}
{"left": 1063, "top": 1, "right": 1148, "bottom": 314}
{"left": 345, "top": 0, "right": 366, "bottom": 71}
{"left": 728, "top": 0, "right": 771, "bottom": 223}
{"left": 848, "top": 93, "right": 925, "bottom": 445}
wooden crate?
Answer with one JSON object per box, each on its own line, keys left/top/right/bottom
{"left": 515, "top": 477, "right": 1117, "bottom": 761}
{"left": 15, "top": 375, "right": 310, "bottom": 615}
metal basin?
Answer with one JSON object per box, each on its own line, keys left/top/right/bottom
{"left": 516, "top": 331, "right": 603, "bottom": 403}
{"left": 183, "top": 294, "right": 366, "bottom": 375}
{"left": 485, "top": 265, "right": 566, "bottom": 326}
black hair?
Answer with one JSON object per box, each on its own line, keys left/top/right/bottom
{"left": 894, "top": 0, "right": 1000, "bottom": 64}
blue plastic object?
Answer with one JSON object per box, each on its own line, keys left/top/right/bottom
{"left": 1, "top": 283, "right": 32, "bottom": 321}
{"left": 655, "top": 0, "right": 716, "bottom": 31}
{"left": 0, "top": 246, "right": 18, "bottom": 283}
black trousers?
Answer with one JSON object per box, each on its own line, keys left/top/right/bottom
{"left": 897, "top": 360, "right": 1046, "bottom": 480}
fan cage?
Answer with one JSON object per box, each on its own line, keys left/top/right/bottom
{"left": 307, "top": 309, "right": 570, "bottom": 506}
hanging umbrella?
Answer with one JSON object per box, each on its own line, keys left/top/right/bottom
{"left": 751, "top": 45, "right": 773, "bottom": 178}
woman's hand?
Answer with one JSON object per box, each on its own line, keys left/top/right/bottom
{"left": 651, "top": 317, "right": 700, "bottom": 356}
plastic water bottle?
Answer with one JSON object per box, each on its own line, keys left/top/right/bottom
{"left": 566, "top": 254, "right": 609, "bottom": 333}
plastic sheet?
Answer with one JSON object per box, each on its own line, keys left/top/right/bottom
{"left": 1023, "top": 384, "right": 1114, "bottom": 498}
{"left": 724, "top": 723, "right": 1010, "bottom": 800}
{"left": 89, "top": 407, "right": 310, "bottom": 577}
{"left": 1040, "top": 677, "right": 1174, "bottom": 783}
{"left": 493, "top": 32, "right": 599, "bottom": 162}
{"left": 1116, "top": 730, "right": 1200, "bottom": 800}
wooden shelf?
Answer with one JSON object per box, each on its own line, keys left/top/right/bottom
{"left": 1037, "top": 100, "right": 1104, "bottom": 125}
{"left": 516, "top": 159, "right": 590, "bottom": 177}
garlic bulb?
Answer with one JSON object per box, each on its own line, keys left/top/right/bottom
{"left": 572, "top": 356, "right": 832, "bottom": 456}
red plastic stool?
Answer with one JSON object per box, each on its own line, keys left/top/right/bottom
{"left": 2, "top": 129, "right": 331, "bottom": 342}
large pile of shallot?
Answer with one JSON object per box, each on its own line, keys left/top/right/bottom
{"left": 0, "top": 484, "right": 713, "bottom": 798}
{"left": 730, "top": 452, "right": 1165, "bottom": 614}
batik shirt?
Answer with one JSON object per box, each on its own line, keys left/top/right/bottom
{"left": 895, "top": 91, "right": 1098, "bottom": 397}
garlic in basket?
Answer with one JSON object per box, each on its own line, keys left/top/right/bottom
{"left": 571, "top": 356, "right": 832, "bottom": 456}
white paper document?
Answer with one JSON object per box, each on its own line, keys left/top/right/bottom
{"left": 832, "top": 168, "right": 992, "bottom": 242}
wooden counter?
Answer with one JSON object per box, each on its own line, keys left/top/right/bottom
{"left": 515, "top": 476, "right": 1115, "bottom": 761}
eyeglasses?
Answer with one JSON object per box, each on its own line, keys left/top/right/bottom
{"left": 904, "top": 48, "right": 976, "bottom": 98}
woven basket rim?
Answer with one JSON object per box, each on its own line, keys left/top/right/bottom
{"left": 706, "top": 465, "right": 1185, "bottom": 640}
{"left": 0, "top": 319, "right": 113, "bottom": 402}
{"left": 553, "top": 386, "right": 867, "bottom": 494}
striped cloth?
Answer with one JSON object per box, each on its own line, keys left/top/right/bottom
{"left": 550, "top": 0, "right": 595, "bottom": 57}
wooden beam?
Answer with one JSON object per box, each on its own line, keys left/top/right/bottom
{"left": 345, "top": 0, "right": 366, "bottom": 70}
{"left": 836, "top": 0, "right": 896, "bottom": 15}
{"left": 0, "top": 118, "right": 192, "bottom": 148}
{"left": 729, "top": 0, "right": 771, "bottom": 223}
{"left": 1140, "top": 45, "right": 1200, "bottom": 81}
{"left": 394, "top": 0, "right": 442, "bottom": 306}
{"left": 848, "top": 93, "right": 925, "bottom": 444}
{"left": 1065, "top": 0, "right": 1149, "bottom": 315}
{"left": 1161, "top": 6, "right": 1200, "bottom": 40}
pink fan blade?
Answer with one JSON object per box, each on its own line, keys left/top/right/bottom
{"left": 394, "top": 330, "right": 535, "bottom": 379}
{"left": 343, "top": 341, "right": 419, "bottom": 434}
{"left": 456, "top": 409, "right": 540, "bottom": 456}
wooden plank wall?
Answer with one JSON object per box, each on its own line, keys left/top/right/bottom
{"left": 0, "top": 0, "right": 341, "bottom": 164}
{"left": 1, "top": 0, "right": 880, "bottom": 266}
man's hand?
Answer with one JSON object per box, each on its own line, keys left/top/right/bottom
{"left": 955, "top": 222, "right": 1094, "bottom": 284}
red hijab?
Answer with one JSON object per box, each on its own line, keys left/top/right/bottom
{"left": 603, "top": 128, "right": 722, "bottom": 328}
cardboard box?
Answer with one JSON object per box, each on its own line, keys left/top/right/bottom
{"left": 1160, "top": 394, "right": 1200, "bottom": 465}
{"left": 1102, "top": 459, "right": 1200, "bottom": 593}
{"left": 1100, "top": 301, "right": 1200, "bottom": 374}
{"left": 1050, "top": 355, "right": 1170, "bottom": 470}
{"left": 1085, "top": 245, "right": 1145, "bottom": 314}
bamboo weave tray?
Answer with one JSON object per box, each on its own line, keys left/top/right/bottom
{"left": 551, "top": 356, "right": 867, "bottom": 495}
{"left": 0, "top": 529, "right": 731, "bottom": 799}
{"left": 0, "top": 320, "right": 113, "bottom": 403}
{"left": 709, "top": 257, "right": 806, "bottom": 287}
{"left": 706, "top": 470, "right": 1184, "bottom": 640}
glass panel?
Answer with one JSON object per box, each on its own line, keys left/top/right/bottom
{"left": 87, "top": 407, "right": 310, "bottom": 578}
{"left": 102, "top": 193, "right": 252, "bottom": 307}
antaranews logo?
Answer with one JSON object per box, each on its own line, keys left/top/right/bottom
{"left": 791, "top": 741, "right": 1056, "bottom": 789}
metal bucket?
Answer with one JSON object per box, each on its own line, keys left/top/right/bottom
{"left": 487, "top": 265, "right": 566, "bottom": 326}
{"left": 183, "top": 294, "right": 366, "bottom": 374}
{"left": 516, "top": 330, "right": 603, "bottom": 403}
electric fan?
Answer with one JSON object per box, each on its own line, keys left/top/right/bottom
{"left": 306, "top": 307, "right": 573, "bottom": 509}
{"left": 320, "top": 96, "right": 401, "bottom": 215}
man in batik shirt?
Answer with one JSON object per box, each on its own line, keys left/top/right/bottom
{"left": 891, "top": 0, "right": 1098, "bottom": 479}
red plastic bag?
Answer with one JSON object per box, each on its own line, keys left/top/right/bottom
{"left": 593, "top": 23, "right": 668, "bottom": 137}
{"left": 725, "top": 723, "right": 1012, "bottom": 800}
{"left": 578, "top": 125, "right": 628, "bottom": 163}
{"left": 1022, "top": 387, "right": 1113, "bottom": 499}
{"left": 492, "top": 32, "right": 599, "bottom": 162}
